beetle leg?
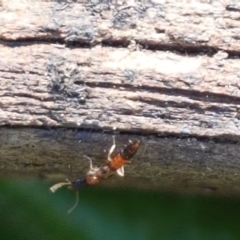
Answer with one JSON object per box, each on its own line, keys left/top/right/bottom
{"left": 108, "top": 136, "right": 116, "bottom": 161}
{"left": 116, "top": 166, "right": 125, "bottom": 177}
{"left": 84, "top": 155, "right": 94, "bottom": 169}
{"left": 84, "top": 155, "right": 99, "bottom": 175}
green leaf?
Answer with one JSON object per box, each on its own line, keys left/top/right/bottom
{"left": 0, "top": 180, "right": 240, "bottom": 240}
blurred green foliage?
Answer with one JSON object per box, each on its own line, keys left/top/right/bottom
{"left": 0, "top": 180, "right": 240, "bottom": 240}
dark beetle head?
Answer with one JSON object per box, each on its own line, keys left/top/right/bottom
{"left": 70, "top": 178, "right": 88, "bottom": 191}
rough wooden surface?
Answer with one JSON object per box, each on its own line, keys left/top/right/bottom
{"left": 2, "top": 43, "right": 240, "bottom": 138}
{"left": 1, "top": 0, "right": 240, "bottom": 138}
{"left": 1, "top": 128, "right": 240, "bottom": 196}
{"left": 1, "top": 0, "right": 240, "bottom": 195}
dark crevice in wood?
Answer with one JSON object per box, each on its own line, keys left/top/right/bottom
{"left": 103, "top": 39, "right": 219, "bottom": 56}
{"left": 22, "top": 162, "right": 46, "bottom": 168}
{"left": 86, "top": 82, "right": 240, "bottom": 105}
{"left": 1, "top": 39, "right": 94, "bottom": 49}
{"left": 2, "top": 38, "right": 240, "bottom": 59}
{"left": 139, "top": 99, "right": 230, "bottom": 115}
{"left": 226, "top": 5, "right": 240, "bottom": 12}
{"left": 1, "top": 126, "right": 239, "bottom": 145}
{"left": 7, "top": 93, "right": 54, "bottom": 102}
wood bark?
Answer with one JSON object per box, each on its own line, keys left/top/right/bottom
{"left": 1, "top": 0, "right": 240, "bottom": 195}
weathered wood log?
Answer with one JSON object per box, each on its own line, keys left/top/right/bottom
{"left": 2, "top": 128, "right": 240, "bottom": 196}
{"left": 1, "top": 0, "right": 240, "bottom": 195}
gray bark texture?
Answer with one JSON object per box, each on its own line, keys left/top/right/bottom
{"left": 1, "top": 0, "right": 240, "bottom": 195}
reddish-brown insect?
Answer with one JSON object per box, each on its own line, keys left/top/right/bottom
{"left": 50, "top": 137, "right": 140, "bottom": 213}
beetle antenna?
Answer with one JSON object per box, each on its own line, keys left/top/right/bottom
{"left": 68, "top": 191, "right": 79, "bottom": 214}
{"left": 50, "top": 180, "right": 71, "bottom": 193}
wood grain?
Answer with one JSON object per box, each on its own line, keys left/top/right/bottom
{"left": 1, "top": 0, "right": 240, "bottom": 195}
